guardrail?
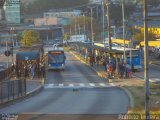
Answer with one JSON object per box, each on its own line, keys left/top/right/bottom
{"left": 0, "top": 79, "right": 26, "bottom": 104}
{"left": 0, "top": 67, "right": 14, "bottom": 81}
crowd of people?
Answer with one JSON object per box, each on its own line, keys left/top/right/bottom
{"left": 16, "top": 61, "right": 45, "bottom": 80}
{"left": 82, "top": 51, "right": 133, "bottom": 79}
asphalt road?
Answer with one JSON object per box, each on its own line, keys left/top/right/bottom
{"left": 134, "top": 63, "right": 160, "bottom": 82}
{"left": 0, "top": 52, "right": 130, "bottom": 117}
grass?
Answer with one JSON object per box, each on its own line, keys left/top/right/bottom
{"left": 124, "top": 83, "right": 160, "bottom": 112}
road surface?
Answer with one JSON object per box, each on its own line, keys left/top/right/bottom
{"left": 0, "top": 52, "right": 130, "bottom": 118}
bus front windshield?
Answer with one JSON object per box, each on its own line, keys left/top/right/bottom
{"left": 48, "top": 53, "right": 65, "bottom": 64}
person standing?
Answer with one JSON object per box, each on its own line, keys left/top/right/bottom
{"left": 30, "top": 64, "right": 35, "bottom": 80}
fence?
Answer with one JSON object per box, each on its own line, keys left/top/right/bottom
{"left": 0, "top": 79, "right": 26, "bottom": 104}
{"left": 0, "top": 66, "right": 13, "bottom": 81}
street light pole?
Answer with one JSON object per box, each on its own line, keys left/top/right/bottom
{"left": 143, "top": 0, "right": 150, "bottom": 119}
{"left": 122, "top": 0, "right": 126, "bottom": 63}
{"left": 106, "top": 0, "right": 112, "bottom": 51}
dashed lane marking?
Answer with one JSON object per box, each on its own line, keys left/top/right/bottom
{"left": 44, "top": 83, "right": 114, "bottom": 89}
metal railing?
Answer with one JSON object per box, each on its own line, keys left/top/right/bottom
{"left": 0, "top": 79, "right": 26, "bottom": 104}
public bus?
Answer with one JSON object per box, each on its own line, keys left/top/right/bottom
{"left": 47, "top": 47, "right": 66, "bottom": 70}
{"left": 115, "top": 47, "right": 142, "bottom": 70}
{"left": 94, "top": 42, "right": 142, "bottom": 70}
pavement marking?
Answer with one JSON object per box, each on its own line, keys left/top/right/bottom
{"left": 44, "top": 83, "right": 115, "bottom": 89}
{"left": 99, "top": 83, "right": 106, "bottom": 87}
{"left": 59, "top": 84, "right": 64, "bottom": 87}
{"left": 44, "top": 84, "right": 54, "bottom": 88}
{"left": 69, "top": 84, "right": 74, "bottom": 87}
{"left": 79, "top": 83, "right": 85, "bottom": 87}
{"left": 89, "top": 83, "right": 95, "bottom": 87}
{"left": 109, "top": 83, "right": 116, "bottom": 86}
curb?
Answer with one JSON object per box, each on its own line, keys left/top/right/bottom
{"left": 121, "top": 87, "right": 134, "bottom": 109}
{"left": 0, "top": 85, "right": 43, "bottom": 108}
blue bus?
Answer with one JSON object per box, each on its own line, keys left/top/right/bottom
{"left": 48, "top": 48, "right": 66, "bottom": 70}
{"left": 116, "top": 48, "right": 142, "bottom": 70}
{"left": 126, "top": 49, "right": 142, "bottom": 70}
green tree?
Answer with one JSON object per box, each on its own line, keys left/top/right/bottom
{"left": 21, "top": 30, "right": 40, "bottom": 47}
{"left": 133, "top": 28, "right": 156, "bottom": 44}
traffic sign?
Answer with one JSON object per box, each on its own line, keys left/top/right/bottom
{"left": 4, "top": 50, "right": 11, "bottom": 56}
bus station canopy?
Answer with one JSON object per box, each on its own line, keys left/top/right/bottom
{"left": 112, "top": 39, "right": 130, "bottom": 45}
{"left": 140, "top": 41, "right": 160, "bottom": 47}
{"left": 73, "top": 42, "right": 123, "bottom": 54}
{"left": 16, "top": 51, "right": 40, "bottom": 61}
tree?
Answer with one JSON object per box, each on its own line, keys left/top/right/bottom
{"left": 21, "top": 30, "right": 40, "bottom": 47}
{"left": 133, "top": 28, "right": 156, "bottom": 44}
{"left": 64, "top": 16, "right": 101, "bottom": 40}
{"left": 109, "top": 1, "right": 136, "bottom": 26}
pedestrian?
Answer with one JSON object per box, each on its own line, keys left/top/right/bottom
{"left": 11, "top": 64, "right": 16, "bottom": 74}
{"left": 40, "top": 64, "right": 45, "bottom": 78}
{"left": 30, "top": 64, "right": 35, "bottom": 80}
{"left": 96, "top": 56, "right": 100, "bottom": 65}
{"left": 106, "top": 62, "right": 112, "bottom": 78}
{"left": 131, "top": 63, "right": 135, "bottom": 73}
{"left": 119, "top": 62, "right": 124, "bottom": 78}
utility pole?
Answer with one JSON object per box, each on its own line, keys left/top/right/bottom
{"left": 46, "top": 18, "right": 49, "bottom": 42}
{"left": 83, "top": 13, "right": 86, "bottom": 35}
{"left": 106, "top": 0, "right": 111, "bottom": 51}
{"left": 88, "top": 6, "right": 96, "bottom": 48}
{"left": 102, "top": 0, "right": 105, "bottom": 48}
{"left": 10, "top": 27, "right": 14, "bottom": 65}
{"left": 143, "top": 0, "right": 150, "bottom": 119}
{"left": 122, "top": 0, "right": 126, "bottom": 63}
{"left": 6, "top": 40, "right": 9, "bottom": 68}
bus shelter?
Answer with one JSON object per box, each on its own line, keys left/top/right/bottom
{"left": 16, "top": 51, "right": 41, "bottom": 78}
{"left": 71, "top": 42, "right": 124, "bottom": 74}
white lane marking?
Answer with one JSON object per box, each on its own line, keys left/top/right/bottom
{"left": 44, "top": 84, "right": 54, "bottom": 88}
{"left": 79, "top": 83, "right": 85, "bottom": 87}
{"left": 69, "top": 84, "right": 74, "bottom": 87}
{"left": 109, "top": 83, "right": 116, "bottom": 86}
{"left": 99, "top": 83, "right": 106, "bottom": 87}
{"left": 59, "top": 84, "right": 64, "bottom": 87}
{"left": 89, "top": 83, "right": 95, "bottom": 87}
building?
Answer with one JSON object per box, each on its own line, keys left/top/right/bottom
{"left": 3, "top": 0, "right": 21, "bottom": 24}
{"left": 43, "top": 9, "right": 81, "bottom": 18}
{"left": 34, "top": 18, "right": 58, "bottom": 26}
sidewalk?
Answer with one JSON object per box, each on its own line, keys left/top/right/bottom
{"left": 71, "top": 51, "right": 144, "bottom": 86}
